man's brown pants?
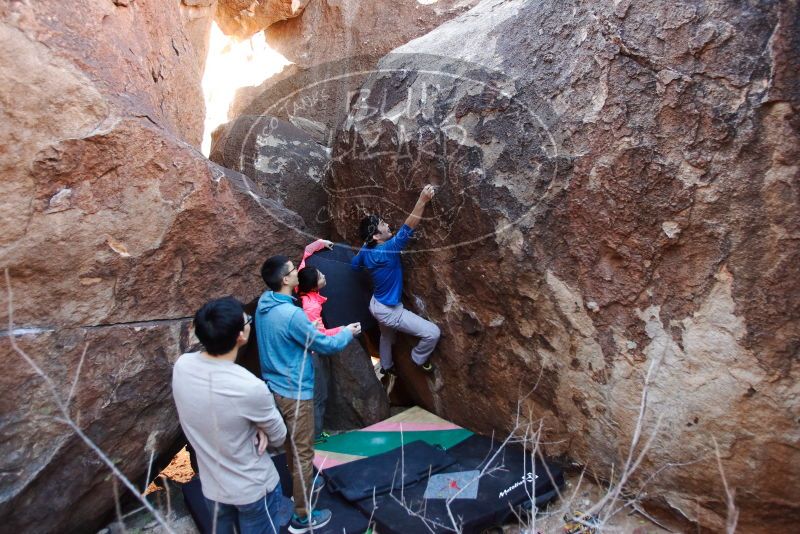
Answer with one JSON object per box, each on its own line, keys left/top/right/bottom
{"left": 274, "top": 394, "right": 315, "bottom": 518}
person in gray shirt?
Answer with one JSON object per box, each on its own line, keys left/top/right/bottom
{"left": 173, "top": 297, "right": 287, "bottom": 534}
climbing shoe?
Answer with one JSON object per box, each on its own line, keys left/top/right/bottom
{"left": 289, "top": 509, "right": 332, "bottom": 533}
{"left": 380, "top": 366, "right": 397, "bottom": 377}
{"left": 314, "top": 431, "right": 330, "bottom": 444}
{"left": 420, "top": 362, "right": 435, "bottom": 373}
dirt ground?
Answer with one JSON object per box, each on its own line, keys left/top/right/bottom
{"left": 511, "top": 471, "right": 673, "bottom": 534}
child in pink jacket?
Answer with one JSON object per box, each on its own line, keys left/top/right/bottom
{"left": 297, "top": 239, "right": 349, "bottom": 442}
{"left": 297, "top": 239, "right": 342, "bottom": 336}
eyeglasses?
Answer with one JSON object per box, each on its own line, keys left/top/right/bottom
{"left": 284, "top": 265, "right": 297, "bottom": 276}
{"left": 243, "top": 313, "right": 253, "bottom": 326}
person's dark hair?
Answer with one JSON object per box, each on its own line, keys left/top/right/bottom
{"left": 359, "top": 214, "right": 381, "bottom": 248}
{"left": 261, "top": 255, "right": 290, "bottom": 291}
{"left": 193, "top": 297, "right": 245, "bottom": 356}
{"left": 297, "top": 266, "right": 320, "bottom": 295}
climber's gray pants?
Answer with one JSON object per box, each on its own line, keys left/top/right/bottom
{"left": 369, "top": 296, "right": 440, "bottom": 370}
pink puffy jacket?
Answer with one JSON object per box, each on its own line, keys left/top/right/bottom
{"left": 298, "top": 240, "right": 342, "bottom": 336}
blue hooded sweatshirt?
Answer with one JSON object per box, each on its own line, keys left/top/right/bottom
{"left": 255, "top": 291, "right": 353, "bottom": 400}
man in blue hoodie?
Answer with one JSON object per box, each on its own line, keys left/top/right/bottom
{"left": 255, "top": 255, "right": 360, "bottom": 533}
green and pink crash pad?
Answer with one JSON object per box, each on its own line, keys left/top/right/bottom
{"left": 313, "top": 406, "right": 473, "bottom": 471}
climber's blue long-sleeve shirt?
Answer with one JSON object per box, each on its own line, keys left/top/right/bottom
{"left": 351, "top": 224, "right": 414, "bottom": 306}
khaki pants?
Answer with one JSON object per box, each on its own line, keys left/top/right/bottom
{"left": 274, "top": 394, "right": 315, "bottom": 518}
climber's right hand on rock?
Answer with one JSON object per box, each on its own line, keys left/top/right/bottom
{"left": 420, "top": 184, "right": 435, "bottom": 202}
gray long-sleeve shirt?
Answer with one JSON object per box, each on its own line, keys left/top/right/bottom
{"left": 172, "top": 352, "right": 286, "bottom": 505}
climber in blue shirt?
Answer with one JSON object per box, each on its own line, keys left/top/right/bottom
{"left": 351, "top": 184, "right": 441, "bottom": 375}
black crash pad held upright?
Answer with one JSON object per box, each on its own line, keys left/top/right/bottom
{"left": 304, "top": 243, "right": 376, "bottom": 331}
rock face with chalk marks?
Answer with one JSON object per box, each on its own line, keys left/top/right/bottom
{"left": 327, "top": 0, "right": 800, "bottom": 531}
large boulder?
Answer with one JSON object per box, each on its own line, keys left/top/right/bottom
{"left": 327, "top": 0, "right": 799, "bottom": 531}
{"left": 322, "top": 342, "right": 391, "bottom": 431}
{"left": 0, "top": 2, "right": 307, "bottom": 532}
{"left": 214, "top": 0, "right": 484, "bottom": 234}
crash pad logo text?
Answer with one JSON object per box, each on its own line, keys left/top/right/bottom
{"left": 498, "top": 471, "right": 537, "bottom": 499}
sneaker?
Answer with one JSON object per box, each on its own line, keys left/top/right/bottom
{"left": 420, "top": 362, "right": 435, "bottom": 373}
{"left": 380, "top": 366, "right": 397, "bottom": 376}
{"left": 312, "top": 475, "right": 326, "bottom": 492}
{"left": 288, "top": 509, "right": 332, "bottom": 533}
